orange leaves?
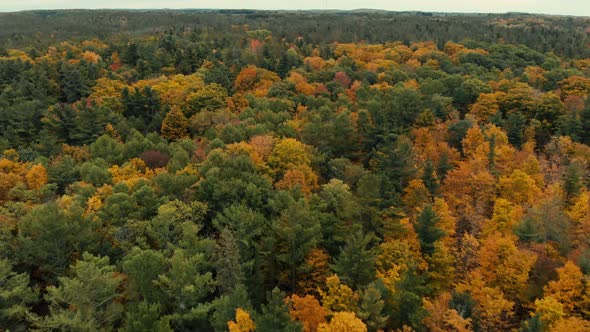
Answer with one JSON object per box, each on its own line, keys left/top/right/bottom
{"left": 304, "top": 56, "right": 326, "bottom": 71}
{"left": 289, "top": 294, "right": 328, "bottom": 332}
{"left": 234, "top": 65, "right": 280, "bottom": 96}
{"left": 25, "top": 164, "right": 48, "bottom": 191}
{"left": 288, "top": 72, "right": 315, "bottom": 95}
{"left": 275, "top": 165, "right": 318, "bottom": 194}
{"left": 423, "top": 292, "right": 473, "bottom": 332}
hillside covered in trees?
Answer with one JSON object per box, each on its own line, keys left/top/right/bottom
{"left": 1, "top": 9, "right": 590, "bottom": 332}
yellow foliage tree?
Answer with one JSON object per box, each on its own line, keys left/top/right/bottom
{"left": 423, "top": 292, "right": 473, "bottom": 332}
{"left": 318, "top": 275, "right": 359, "bottom": 314}
{"left": 533, "top": 296, "right": 565, "bottom": 328}
{"left": 543, "top": 261, "right": 585, "bottom": 315}
{"left": 161, "top": 106, "right": 189, "bottom": 141}
{"left": 317, "top": 312, "right": 367, "bottom": 332}
{"left": 228, "top": 308, "right": 256, "bottom": 332}
{"left": 497, "top": 169, "right": 540, "bottom": 205}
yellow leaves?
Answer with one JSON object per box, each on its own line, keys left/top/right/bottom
{"left": 377, "top": 264, "right": 402, "bottom": 295}
{"left": 228, "top": 308, "right": 256, "bottom": 332}
{"left": 161, "top": 107, "right": 189, "bottom": 141}
{"left": 543, "top": 261, "right": 585, "bottom": 315}
{"left": 456, "top": 272, "right": 514, "bottom": 331}
{"left": 423, "top": 292, "right": 473, "bottom": 332}
{"left": 318, "top": 275, "right": 358, "bottom": 314}
{"left": 551, "top": 317, "right": 590, "bottom": 332}
{"left": 0, "top": 49, "right": 33, "bottom": 62}
{"left": 268, "top": 138, "right": 312, "bottom": 172}
{"left": 567, "top": 191, "right": 590, "bottom": 246}
{"left": 289, "top": 294, "right": 328, "bottom": 332}
{"left": 25, "top": 164, "right": 48, "bottom": 190}
{"left": 558, "top": 75, "right": 590, "bottom": 99}
{"left": 80, "top": 50, "right": 101, "bottom": 64}
{"left": 468, "top": 93, "right": 500, "bottom": 123}
{"left": 533, "top": 296, "right": 565, "bottom": 327}
{"left": 462, "top": 126, "right": 488, "bottom": 160}
{"left": 432, "top": 198, "right": 456, "bottom": 243}
{"left": 317, "top": 312, "right": 367, "bottom": 332}
{"left": 482, "top": 198, "right": 521, "bottom": 236}
{"left": 402, "top": 179, "right": 430, "bottom": 214}
{"left": 497, "top": 169, "right": 540, "bottom": 205}
{"left": 135, "top": 73, "right": 205, "bottom": 108}
{"left": 475, "top": 233, "right": 537, "bottom": 302}
{"left": 89, "top": 78, "right": 127, "bottom": 112}
{"left": 108, "top": 158, "right": 154, "bottom": 187}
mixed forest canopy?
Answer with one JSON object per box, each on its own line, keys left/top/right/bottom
{"left": 1, "top": 8, "right": 590, "bottom": 332}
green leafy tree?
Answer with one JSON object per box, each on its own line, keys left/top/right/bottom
{"left": 42, "top": 253, "right": 124, "bottom": 331}
{"left": 357, "top": 283, "right": 388, "bottom": 332}
{"left": 255, "top": 287, "right": 302, "bottom": 332}
{"left": 331, "top": 230, "right": 377, "bottom": 289}
{"left": 415, "top": 205, "right": 445, "bottom": 257}
{"left": 0, "top": 258, "right": 38, "bottom": 331}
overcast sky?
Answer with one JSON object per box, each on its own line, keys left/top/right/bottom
{"left": 1, "top": 0, "right": 589, "bottom": 16}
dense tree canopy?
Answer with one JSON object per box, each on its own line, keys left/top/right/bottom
{"left": 1, "top": 9, "right": 590, "bottom": 332}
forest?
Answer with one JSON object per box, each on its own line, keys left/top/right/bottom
{"left": 1, "top": 9, "right": 590, "bottom": 332}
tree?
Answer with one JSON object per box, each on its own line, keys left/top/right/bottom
{"left": 161, "top": 106, "right": 189, "bottom": 141}
{"left": 215, "top": 228, "right": 244, "bottom": 294}
{"left": 415, "top": 205, "right": 445, "bottom": 257}
{"left": 119, "top": 302, "right": 173, "bottom": 332}
{"left": 331, "top": 230, "right": 377, "bottom": 289}
{"left": 42, "top": 253, "right": 123, "bottom": 331}
{"left": 121, "top": 247, "right": 167, "bottom": 303}
{"left": 155, "top": 249, "right": 215, "bottom": 328}
{"left": 289, "top": 294, "right": 327, "bottom": 332}
{"left": 319, "top": 275, "right": 359, "bottom": 314}
{"left": 17, "top": 203, "right": 97, "bottom": 282}
{"left": 228, "top": 308, "right": 256, "bottom": 332}
{"left": 255, "top": 287, "right": 302, "bottom": 332}
{"left": 0, "top": 258, "right": 38, "bottom": 330}
{"left": 318, "top": 312, "right": 367, "bottom": 332}
{"left": 543, "top": 261, "right": 585, "bottom": 315}
{"left": 357, "top": 284, "right": 388, "bottom": 332}
{"left": 25, "top": 163, "right": 47, "bottom": 190}
{"left": 274, "top": 198, "right": 321, "bottom": 292}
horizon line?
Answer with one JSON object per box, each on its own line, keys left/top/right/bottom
{"left": 0, "top": 8, "right": 589, "bottom": 18}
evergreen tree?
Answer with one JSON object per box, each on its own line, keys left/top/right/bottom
{"left": 421, "top": 160, "right": 439, "bottom": 195}
{"left": 215, "top": 228, "right": 244, "bottom": 294}
{"left": 42, "top": 253, "right": 124, "bottom": 331}
{"left": 331, "top": 230, "right": 377, "bottom": 289}
{"left": 0, "top": 259, "right": 38, "bottom": 331}
{"left": 415, "top": 205, "right": 445, "bottom": 257}
{"left": 255, "top": 287, "right": 302, "bottom": 332}
{"left": 357, "top": 283, "right": 388, "bottom": 332}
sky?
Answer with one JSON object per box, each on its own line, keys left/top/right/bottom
{"left": 0, "top": 0, "right": 588, "bottom": 16}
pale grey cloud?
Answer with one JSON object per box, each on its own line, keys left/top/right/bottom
{"left": 0, "top": 0, "right": 588, "bottom": 16}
